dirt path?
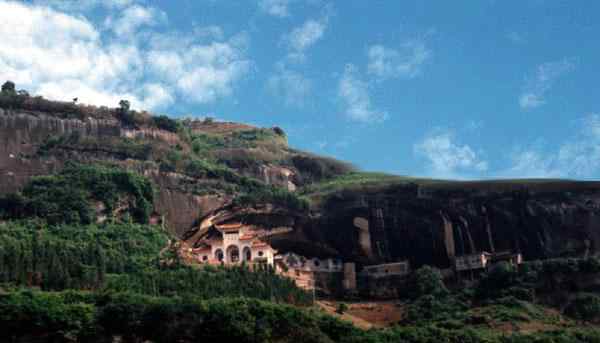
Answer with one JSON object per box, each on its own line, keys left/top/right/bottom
{"left": 316, "top": 301, "right": 375, "bottom": 330}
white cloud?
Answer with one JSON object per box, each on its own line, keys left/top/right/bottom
{"left": 283, "top": 16, "right": 328, "bottom": 62}
{"left": 105, "top": 4, "right": 166, "bottom": 37}
{"left": 502, "top": 114, "right": 600, "bottom": 179}
{"left": 337, "top": 64, "right": 387, "bottom": 123}
{"left": 267, "top": 65, "right": 312, "bottom": 107}
{"left": 259, "top": 0, "right": 291, "bottom": 17}
{"left": 367, "top": 41, "right": 431, "bottom": 80}
{"left": 34, "top": 0, "right": 134, "bottom": 12}
{"left": 0, "top": 0, "right": 251, "bottom": 111}
{"left": 193, "top": 25, "right": 225, "bottom": 41}
{"left": 147, "top": 39, "right": 251, "bottom": 104}
{"left": 519, "top": 59, "right": 575, "bottom": 109}
{"left": 414, "top": 129, "right": 488, "bottom": 178}
{"left": 503, "top": 147, "right": 559, "bottom": 178}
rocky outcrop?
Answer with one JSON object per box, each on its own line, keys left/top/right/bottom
{"left": 2, "top": 107, "right": 600, "bottom": 270}
{"left": 304, "top": 184, "right": 600, "bottom": 268}
{"left": 0, "top": 109, "right": 223, "bottom": 234}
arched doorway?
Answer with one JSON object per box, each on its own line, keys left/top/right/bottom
{"left": 226, "top": 245, "right": 240, "bottom": 263}
{"left": 242, "top": 247, "right": 252, "bottom": 262}
{"left": 215, "top": 249, "right": 224, "bottom": 262}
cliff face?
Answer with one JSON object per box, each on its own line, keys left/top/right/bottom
{"left": 0, "top": 109, "right": 227, "bottom": 235}
{"left": 2, "top": 107, "right": 600, "bottom": 267}
{"left": 301, "top": 184, "right": 600, "bottom": 268}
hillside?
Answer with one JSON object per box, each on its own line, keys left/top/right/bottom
{"left": 2, "top": 85, "right": 600, "bottom": 342}
{"left": 2, "top": 86, "right": 600, "bottom": 265}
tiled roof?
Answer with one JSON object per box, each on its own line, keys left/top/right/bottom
{"left": 215, "top": 223, "right": 243, "bottom": 231}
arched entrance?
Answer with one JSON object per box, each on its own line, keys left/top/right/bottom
{"left": 215, "top": 249, "right": 224, "bottom": 262}
{"left": 226, "top": 245, "right": 240, "bottom": 263}
{"left": 242, "top": 247, "right": 252, "bottom": 262}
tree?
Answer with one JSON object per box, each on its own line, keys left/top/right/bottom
{"left": 336, "top": 302, "right": 348, "bottom": 314}
{"left": 1, "top": 80, "right": 16, "bottom": 95}
{"left": 407, "top": 266, "right": 448, "bottom": 299}
{"left": 118, "top": 99, "right": 130, "bottom": 113}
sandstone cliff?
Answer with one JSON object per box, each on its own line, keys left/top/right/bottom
{"left": 1, "top": 106, "right": 599, "bottom": 269}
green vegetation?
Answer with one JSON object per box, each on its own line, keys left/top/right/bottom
{"left": 152, "top": 114, "right": 180, "bottom": 132}
{"left": 3, "top": 288, "right": 600, "bottom": 342}
{"left": 406, "top": 265, "right": 449, "bottom": 299}
{"left": 300, "top": 172, "right": 421, "bottom": 196}
{"left": 0, "top": 220, "right": 310, "bottom": 303}
{"left": 191, "top": 128, "right": 286, "bottom": 152}
{"left": 565, "top": 294, "right": 600, "bottom": 321}
{"left": 0, "top": 81, "right": 180, "bottom": 131}
{"left": 39, "top": 132, "right": 154, "bottom": 161}
{"left": 0, "top": 163, "right": 153, "bottom": 224}
{"left": 0, "top": 221, "right": 167, "bottom": 291}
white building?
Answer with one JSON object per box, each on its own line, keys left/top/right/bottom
{"left": 192, "top": 223, "right": 277, "bottom": 266}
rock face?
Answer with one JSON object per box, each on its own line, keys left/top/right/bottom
{"left": 306, "top": 183, "right": 600, "bottom": 268}
{"left": 0, "top": 109, "right": 224, "bottom": 235}
{"left": 2, "top": 108, "right": 600, "bottom": 268}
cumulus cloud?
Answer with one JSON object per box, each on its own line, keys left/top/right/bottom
{"left": 33, "top": 0, "right": 134, "bottom": 12}
{"left": 337, "top": 64, "right": 387, "bottom": 123}
{"left": 267, "top": 65, "right": 312, "bottom": 107}
{"left": 414, "top": 129, "right": 488, "bottom": 178}
{"left": 519, "top": 59, "right": 575, "bottom": 109}
{"left": 283, "top": 14, "right": 329, "bottom": 62}
{"left": 502, "top": 114, "right": 600, "bottom": 179}
{"left": 105, "top": 4, "right": 166, "bottom": 37}
{"left": 367, "top": 41, "right": 431, "bottom": 80}
{"left": 259, "top": 0, "right": 291, "bottom": 17}
{"left": 146, "top": 37, "right": 251, "bottom": 104}
{"left": 0, "top": 0, "right": 251, "bottom": 111}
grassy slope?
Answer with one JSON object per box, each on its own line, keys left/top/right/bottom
{"left": 300, "top": 171, "right": 600, "bottom": 199}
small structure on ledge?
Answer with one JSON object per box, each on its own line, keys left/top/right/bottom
{"left": 362, "top": 261, "right": 411, "bottom": 278}
{"left": 274, "top": 252, "right": 343, "bottom": 291}
{"left": 455, "top": 251, "right": 523, "bottom": 272}
{"left": 455, "top": 252, "right": 492, "bottom": 272}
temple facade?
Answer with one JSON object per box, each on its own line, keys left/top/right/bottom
{"left": 191, "top": 223, "right": 277, "bottom": 266}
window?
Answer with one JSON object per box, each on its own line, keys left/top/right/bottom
{"left": 258, "top": 251, "right": 264, "bottom": 257}
{"left": 202, "top": 255, "right": 208, "bottom": 261}
{"left": 215, "top": 249, "right": 224, "bottom": 262}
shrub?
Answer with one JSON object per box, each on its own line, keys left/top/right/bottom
{"left": 476, "top": 261, "right": 519, "bottom": 300}
{"left": 565, "top": 294, "right": 600, "bottom": 321}
{"left": 406, "top": 266, "right": 448, "bottom": 299}
{"left": 153, "top": 115, "right": 180, "bottom": 132}
{"left": 336, "top": 302, "right": 348, "bottom": 314}
{"left": 291, "top": 153, "right": 355, "bottom": 183}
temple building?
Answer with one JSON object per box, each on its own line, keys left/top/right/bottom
{"left": 455, "top": 251, "right": 522, "bottom": 272}
{"left": 274, "top": 252, "right": 343, "bottom": 290}
{"left": 362, "top": 261, "right": 410, "bottom": 278}
{"left": 191, "top": 222, "right": 277, "bottom": 266}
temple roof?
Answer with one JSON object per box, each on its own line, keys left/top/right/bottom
{"left": 215, "top": 222, "right": 243, "bottom": 231}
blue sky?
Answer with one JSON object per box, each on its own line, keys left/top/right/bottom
{"left": 1, "top": 0, "right": 599, "bottom": 179}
